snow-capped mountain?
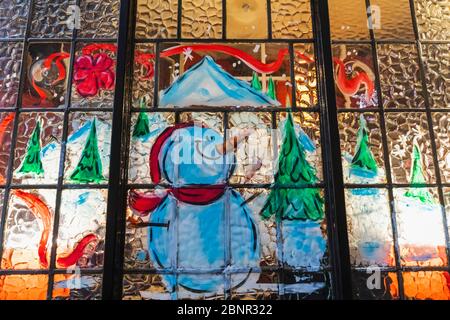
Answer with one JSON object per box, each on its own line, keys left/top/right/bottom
{"left": 159, "top": 56, "right": 280, "bottom": 108}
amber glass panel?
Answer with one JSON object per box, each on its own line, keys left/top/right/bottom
{"left": 182, "top": 0, "right": 222, "bottom": 39}
{"left": 226, "top": 0, "right": 268, "bottom": 39}
{"left": 370, "top": 0, "right": 414, "bottom": 40}
{"left": 135, "top": 0, "right": 178, "bottom": 39}
{"left": 271, "top": 0, "right": 312, "bottom": 39}
{"left": 328, "top": 0, "right": 369, "bottom": 40}
{"left": 0, "top": 275, "right": 49, "bottom": 300}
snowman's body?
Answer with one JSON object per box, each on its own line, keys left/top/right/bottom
{"left": 149, "top": 189, "right": 258, "bottom": 292}
{"left": 140, "top": 125, "right": 259, "bottom": 293}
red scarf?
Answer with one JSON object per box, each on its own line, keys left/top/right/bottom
{"left": 129, "top": 124, "right": 226, "bottom": 216}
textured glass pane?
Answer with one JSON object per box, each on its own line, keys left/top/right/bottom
{"left": 377, "top": 44, "right": 425, "bottom": 109}
{"left": 123, "top": 274, "right": 173, "bottom": 300}
{"left": 1, "top": 189, "right": 56, "bottom": 270}
{"left": 12, "top": 112, "right": 64, "bottom": 184}
{"left": 338, "top": 113, "right": 385, "bottom": 184}
{"left": 0, "top": 0, "right": 29, "bottom": 38}
{"left": 402, "top": 271, "right": 450, "bottom": 299}
{"left": 128, "top": 112, "right": 175, "bottom": 184}
{"left": 294, "top": 43, "right": 317, "bottom": 108}
{"left": 64, "top": 112, "right": 112, "bottom": 184}
{"left": 182, "top": 0, "right": 222, "bottom": 39}
{"left": 421, "top": 44, "right": 450, "bottom": 109}
{"left": 136, "top": 0, "right": 178, "bottom": 39}
{"left": 230, "top": 272, "right": 278, "bottom": 300}
{"left": 53, "top": 274, "right": 102, "bottom": 300}
{"left": 352, "top": 271, "right": 399, "bottom": 300}
{"left": 271, "top": 0, "right": 312, "bottom": 39}
{"left": 346, "top": 189, "right": 393, "bottom": 267}
{"left": 71, "top": 43, "right": 116, "bottom": 108}
{"left": 414, "top": 0, "right": 450, "bottom": 40}
{"left": 0, "top": 42, "right": 23, "bottom": 108}
{"left": 158, "top": 43, "right": 290, "bottom": 108}
{"left": 328, "top": 0, "right": 369, "bottom": 40}
{"left": 22, "top": 42, "right": 71, "bottom": 108}
{"left": 394, "top": 188, "right": 446, "bottom": 267}
{"left": 226, "top": 0, "right": 268, "bottom": 39}
{"left": 30, "top": 0, "right": 76, "bottom": 38}
{"left": 332, "top": 44, "right": 378, "bottom": 109}
{"left": 0, "top": 275, "right": 48, "bottom": 300}
{"left": 370, "top": 0, "right": 414, "bottom": 40}
{"left": 228, "top": 112, "right": 273, "bottom": 184}
{"left": 56, "top": 189, "right": 107, "bottom": 269}
{"left": 180, "top": 111, "right": 224, "bottom": 132}
{"left": 385, "top": 112, "right": 436, "bottom": 184}
{"left": 133, "top": 44, "right": 155, "bottom": 108}
{"left": 432, "top": 113, "right": 450, "bottom": 183}
{"left": 0, "top": 112, "right": 14, "bottom": 180}
{"left": 78, "top": 0, "right": 119, "bottom": 39}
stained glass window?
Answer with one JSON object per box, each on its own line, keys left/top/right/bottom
{"left": 0, "top": 0, "right": 448, "bottom": 300}
{"left": 0, "top": 0, "right": 119, "bottom": 300}
{"left": 331, "top": 0, "right": 450, "bottom": 300}
{"left": 123, "top": 0, "right": 333, "bottom": 299}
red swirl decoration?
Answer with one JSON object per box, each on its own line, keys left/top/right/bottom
{"left": 12, "top": 190, "right": 52, "bottom": 268}
{"left": 9, "top": 189, "right": 98, "bottom": 269}
{"left": 333, "top": 57, "right": 375, "bottom": 101}
{"left": 39, "top": 43, "right": 315, "bottom": 100}
{"left": 79, "top": 43, "right": 314, "bottom": 80}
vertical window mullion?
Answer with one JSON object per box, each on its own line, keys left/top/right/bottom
{"left": 314, "top": 0, "right": 353, "bottom": 300}
{"left": 102, "top": 0, "right": 134, "bottom": 300}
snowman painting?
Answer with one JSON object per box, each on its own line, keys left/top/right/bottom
{"left": 129, "top": 123, "right": 260, "bottom": 294}
{"left": 127, "top": 51, "right": 331, "bottom": 298}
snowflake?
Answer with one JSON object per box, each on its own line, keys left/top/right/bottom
{"left": 391, "top": 144, "right": 406, "bottom": 159}
{"left": 183, "top": 47, "right": 193, "bottom": 63}
{"left": 398, "top": 134, "right": 409, "bottom": 149}
{"left": 411, "top": 126, "right": 427, "bottom": 142}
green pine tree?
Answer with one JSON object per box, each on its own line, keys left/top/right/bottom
{"left": 132, "top": 98, "right": 150, "bottom": 139}
{"left": 261, "top": 112, "right": 324, "bottom": 222}
{"left": 17, "top": 121, "right": 44, "bottom": 175}
{"left": 404, "top": 143, "right": 435, "bottom": 204}
{"left": 267, "top": 77, "right": 277, "bottom": 100}
{"left": 350, "top": 115, "right": 378, "bottom": 177}
{"left": 251, "top": 72, "right": 262, "bottom": 91}
{"left": 70, "top": 118, "right": 105, "bottom": 183}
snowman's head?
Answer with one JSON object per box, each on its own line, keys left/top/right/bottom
{"left": 152, "top": 124, "right": 247, "bottom": 186}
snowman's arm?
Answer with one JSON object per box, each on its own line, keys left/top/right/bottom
{"left": 129, "top": 189, "right": 167, "bottom": 216}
